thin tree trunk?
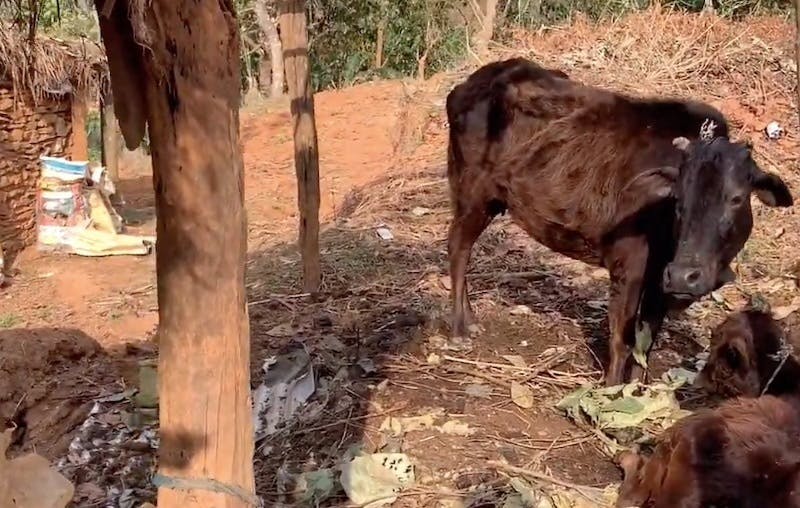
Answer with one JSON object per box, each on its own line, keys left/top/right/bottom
{"left": 100, "top": 87, "right": 121, "bottom": 192}
{"left": 255, "top": 0, "right": 285, "bottom": 97}
{"left": 473, "top": 0, "right": 498, "bottom": 56}
{"left": 375, "top": 21, "right": 385, "bottom": 68}
{"left": 796, "top": 0, "right": 800, "bottom": 127}
{"left": 95, "top": 1, "right": 255, "bottom": 507}
{"left": 279, "top": 0, "right": 321, "bottom": 293}
{"left": 258, "top": 53, "right": 273, "bottom": 95}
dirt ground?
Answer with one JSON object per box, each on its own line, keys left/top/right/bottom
{"left": 2, "top": 8, "right": 799, "bottom": 507}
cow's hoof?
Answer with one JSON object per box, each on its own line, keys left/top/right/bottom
{"left": 629, "top": 365, "right": 648, "bottom": 384}
{"left": 446, "top": 335, "right": 474, "bottom": 352}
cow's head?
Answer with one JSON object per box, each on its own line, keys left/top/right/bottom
{"left": 661, "top": 135, "right": 792, "bottom": 298}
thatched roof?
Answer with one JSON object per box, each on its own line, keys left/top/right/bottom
{"left": 0, "top": 23, "right": 108, "bottom": 101}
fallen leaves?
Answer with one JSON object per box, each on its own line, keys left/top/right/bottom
{"left": 511, "top": 381, "right": 535, "bottom": 409}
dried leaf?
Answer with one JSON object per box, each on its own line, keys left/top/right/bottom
{"left": 502, "top": 355, "right": 528, "bottom": 369}
{"left": 439, "top": 420, "right": 475, "bottom": 436}
{"left": 426, "top": 353, "right": 441, "bottom": 365}
{"left": 773, "top": 305, "right": 799, "bottom": 320}
{"left": 511, "top": 382, "right": 534, "bottom": 409}
{"left": 376, "top": 227, "right": 394, "bottom": 241}
{"left": 340, "top": 453, "right": 414, "bottom": 506}
{"left": 266, "top": 323, "right": 294, "bottom": 337}
{"left": 510, "top": 305, "right": 533, "bottom": 316}
{"left": 465, "top": 383, "right": 493, "bottom": 399}
{"left": 379, "top": 411, "right": 441, "bottom": 436}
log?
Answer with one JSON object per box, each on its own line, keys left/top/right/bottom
{"left": 95, "top": 0, "right": 256, "bottom": 506}
{"left": 279, "top": 0, "right": 322, "bottom": 293}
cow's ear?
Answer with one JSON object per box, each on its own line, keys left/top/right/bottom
{"left": 752, "top": 167, "right": 793, "bottom": 207}
{"left": 617, "top": 166, "right": 678, "bottom": 222}
{"left": 673, "top": 136, "right": 691, "bottom": 151}
{"left": 722, "top": 341, "right": 747, "bottom": 371}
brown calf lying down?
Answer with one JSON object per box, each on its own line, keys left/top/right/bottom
{"left": 697, "top": 309, "right": 799, "bottom": 398}
{"left": 617, "top": 395, "right": 800, "bottom": 508}
{"left": 446, "top": 57, "right": 793, "bottom": 385}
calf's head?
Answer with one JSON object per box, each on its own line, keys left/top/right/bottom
{"left": 697, "top": 310, "right": 792, "bottom": 398}
{"left": 662, "top": 136, "right": 792, "bottom": 298}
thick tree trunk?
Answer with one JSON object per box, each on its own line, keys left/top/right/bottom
{"left": 95, "top": 1, "right": 255, "bottom": 507}
{"left": 255, "top": 0, "right": 285, "bottom": 97}
{"left": 100, "top": 88, "right": 121, "bottom": 190}
{"left": 279, "top": 0, "right": 321, "bottom": 293}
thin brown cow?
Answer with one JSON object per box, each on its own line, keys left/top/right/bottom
{"left": 446, "top": 57, "right": 793, "bottom": 385}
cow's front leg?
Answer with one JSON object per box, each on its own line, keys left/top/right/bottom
{"left": 630, "top": 281, "right": 669, "bottom": 383}
{"left": 605, "top": 235, "right": 649, "bottom": 386}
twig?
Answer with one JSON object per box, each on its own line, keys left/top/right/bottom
{"left": 295, "top": 404, "right": 406, "bottom": 434}
{"left": 248, "top": 293, "right": 311, "bottom": 306}
{"left": 487, "top": 460, "right": 608, "bottom": 504}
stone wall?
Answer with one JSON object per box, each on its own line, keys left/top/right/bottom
{"left": 0, "top": 86, "right": 73, "bottom": 265}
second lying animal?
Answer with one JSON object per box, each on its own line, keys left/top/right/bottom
{"left": 446, "top": 57, "right": 794, "bottom": 385}
{"left": 616, "top": 394, "right": 800, "bottom": 508}
{"left": 698, "top": 309, "right": 799, "bottom": 398}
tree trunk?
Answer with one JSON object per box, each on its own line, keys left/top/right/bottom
{"left": 258, "top": 53, "right": 273, "bottom": 95}
{"left": 100, "top": 87, "right": 121, "bottom": 191}
{"left": 795, "top": 0, "right": 800, "bottom": 128}
{"left": 473, "top": 0, "right": 498, "bottom": 56}
{"left": 279, "top": 0, "right": 321, "bottom": 293}
{"left": 95, "top": 1, "right": 256, "bottom": 507}
{"left": 70, "top": 94, "right": 89, "bottom": 161}
{"left": 375, "top": 21, "right": 385, "bottom": 68}
{"left": 255, "top": 0, "right": 285, "bottom": 97}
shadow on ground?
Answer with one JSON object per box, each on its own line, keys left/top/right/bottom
{"left": 244, "top": 169, "right": 694, "bottom": 505}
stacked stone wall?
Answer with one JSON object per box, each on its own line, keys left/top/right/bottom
{"left": 0, "top": 86, "right": 73, "bottom": 261}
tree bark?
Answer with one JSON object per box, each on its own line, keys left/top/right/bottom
{"left": 70, "top": 93, "right": 89, "bottom": 161}
{"left": 279, "top": 0, "right": 321, "bottom": 293}
{"left": 100, "top": 87, "right": 121, "bottom": 190}
{"left": 473, "top": 0, "right": 498, "bottom": 56}
{"left": 95, "top": 1, "right": 255, "bottom": 507}
{"left": 258, "top": 53, "right": 273, "bottom": 95}
{"left": 795, "top": 0, "right": 800, "bottom": 128}
{"left": 255, "top": 0, "right": 285, "bottom": 97}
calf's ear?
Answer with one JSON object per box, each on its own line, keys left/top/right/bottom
{"left": 752, "top": 168, "right": 793, "bottom": 207}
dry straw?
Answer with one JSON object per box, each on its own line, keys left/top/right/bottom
{"left": 0, "top": 22, "right": 108, "bottom": 102}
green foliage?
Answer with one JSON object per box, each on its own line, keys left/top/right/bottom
{"left": 1, "top": 0, "right": 97, "bottom": 39}
{"left": 307, "top": 0, "right": 467, "bottom": 90}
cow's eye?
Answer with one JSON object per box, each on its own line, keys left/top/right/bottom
{"left": 730, "top": 195, "right": 744, "bottom": 206}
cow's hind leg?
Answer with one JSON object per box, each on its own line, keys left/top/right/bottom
{"left": 448, "top": 203, "right": 493, "bottom": 340}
